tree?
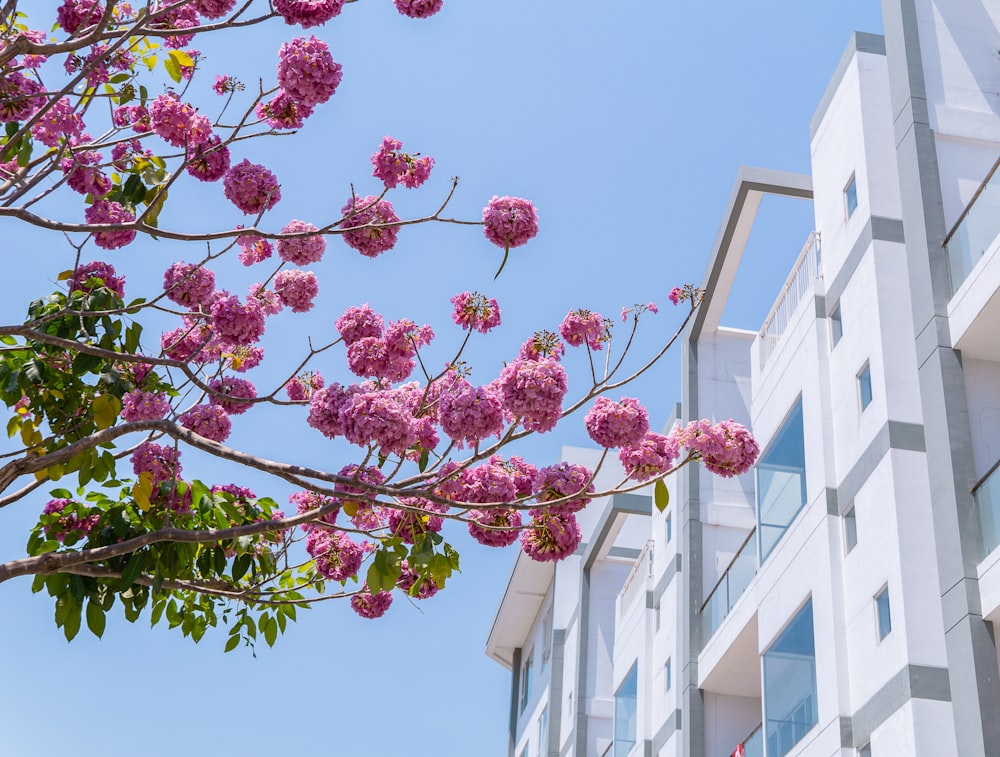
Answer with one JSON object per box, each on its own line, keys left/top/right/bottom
{"left": 0, "top": 0, "right": 759, "bottom": 650}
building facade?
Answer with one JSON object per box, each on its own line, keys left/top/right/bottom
{"left": 486, "top": 2, "right": 1000, "bottom": 756}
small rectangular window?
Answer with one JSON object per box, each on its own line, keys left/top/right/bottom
{"left": 843, "top": 504, "right": 858, "bottom": 553}
{"left": 665, "top": 658, "right": 672, "bottom": 693}
{"left": 845, "top": 174, "right": 858, "bottom": 218}
{"left": 654, "top": 601, "right": 661, "bottom": 632}
{"left": 665, "top": 512, "right": 672, "bottom": 543}
{"left": 830, "top": 303, "right": 843, "bottom": 346}
{"left": 876, "top": 586, "right": 892, "bottom": 641}
{"left": 538, "top": 706, "right": 549, "bottom": 757}
{"left": 520, "top": 650, "right": 534, "bottom": 713}
{"left": 858, "top": 362, "right": 873, "bottom": 411}
{"left": 614, "top": 664, "right": 638, "bottom": 757}
{"left": 542, "top": 605, "right": 553, "bottom": 667}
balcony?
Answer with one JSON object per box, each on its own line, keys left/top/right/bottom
{"left": 974, "top": 460, "right": 1000, "bottom": 560}
{"left": 945, "top": 155, "right": 1000, "bottom": 295}
{"left": 757, "top": 231, "right": 822, "bottom": 370}
{"left": 700, "top": 527, "right": 757, "bottom": 641}
{"left": 737, "top": 723, "right": 764, "bottom": 757}
{"left": 616, "top": 540, "right": 653, "bottom": 621}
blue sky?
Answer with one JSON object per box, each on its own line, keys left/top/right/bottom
{"left": 0, "top": 3, "right": 884, "bottom": 755}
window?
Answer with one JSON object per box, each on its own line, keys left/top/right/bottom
{"left": 875, "top": 586, "right": 892, "bottom": 641}
{"left": 858, "top": 362, "right": 873, "bottom": 411}
{"left": 843, "top": 503, "right": 858, "bottom": 553}
{"left": 520, "top": 649, "right": 534, "bottom": 713}
{"left": 763, "top": 600, "right": 819, "bottom": 757}
{"left": 757, "top": 398, "right": 807, "bottom": 561}
{"left": 542, "top": 605, "right": 553, "bottom": 667}
{"left": 845, "top": 174, "right": 858, "bottom": 218}
{"left": 654, "top": 601, "right": 661, "bottom": 632}
{"left": 538, "top": 706, "right": 549, "bottom": 757}
{"left": 664, "top": 658, "right": 672, "bottom": 693}
{"left": 830, "top": 302, "right": 843, "bottom": 346}
{"left": 614, "top": 663, "right": 638, "bottom": 757}
{"left": 665, "top": 512, "right": 673, "bottom": 543}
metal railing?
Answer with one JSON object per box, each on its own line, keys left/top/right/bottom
{"left": 740, "top": 723, "right": 764, "bottom": 757}
{"left": 617, "top": 540, "right": 653, "bottom": 619}
{"left": 944, "top": 154, "right": 1000, "bottom": 295}
{"left": 972, "top": 457, "right": 1000, "bottom": 559}
{"left": 698, "top": 527, "right": 757, "bottom": 642}
{"left": 758, "top": 231, "right": 822, "bottom": 370}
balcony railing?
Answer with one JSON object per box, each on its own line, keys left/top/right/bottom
{"left": 699, "top": 527, "right": 757, "bottom": 642}
{"left": 758, "top": 232, "right": 822, "bottom": 370}
{"left": 945, "top": 155, "right": 1000, "bottom": 295}
{"left": 972, "top": 458, "right": 1000, "bottom": 559}
{"left": 617, "top": 540, "right": 653, "bottom": 619}
{"left": 734, "top": 723, "right": 764, "bottom": 757}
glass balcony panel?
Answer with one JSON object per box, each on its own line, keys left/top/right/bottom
{"left": 976, "top": 467, "right": 1000, "bottom": 559}
{"left": 947, "top": 161, "right": 1000, "bottom": 294}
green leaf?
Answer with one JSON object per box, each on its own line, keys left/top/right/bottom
{"left": 63, "top": 600, "right": 82, "bottom": 641}
{"left": 169, "top": 49, "right": 195, "bottom": 67}
{"left": 654, "top": 479, "right": 670, "bottom": 513}
{"left": 418, "top": 448, "right": 429, "bottom": 473}
{"left": 118, "top": 551, "right": 146, "bottom": 590}
{"left": 86, "top": 600, "right": 106, "bottom": 638}
{"left": 232, "top": 553, "right": 252, "bottom": 582}
{"left": 163, "top": 54, "right": 181, "bottom": 83}
{"left": 263, "top": 616, "right": 277, "bottom": 647}
{"left": 150, "top": 599, "right": 165, "bottom": 627}
{"left": 224, "top": 634, "right": 240, "bottom": 653}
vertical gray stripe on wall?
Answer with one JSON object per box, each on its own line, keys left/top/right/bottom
{"left": 547, "top": 629, "right": 566, "bottom": 757}
{"left": 509, "top": 647, "right": 521, "bottom": 757}
{"left": 574, "top": 569, "right": 591, "bottom": 757}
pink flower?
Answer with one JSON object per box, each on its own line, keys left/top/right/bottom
{"left": 346, "top": 337, "right": 414, "bottom": 383}
{"left": 31, "top": 98, "right": 84, "bottom": 147}
{"left": 584, "top": 397, "right": 650, "bottom": 449}
{"left": 186, "top": 134, "right": 231, "bottom": 182}
{"left": 121, "top": 390, "right": 171, "bottom": 422}
{"left": 273, "top": 269, "right": 319, "bottom": 313}
{"left": 371, "top": 136, "right": 434, "bottom": 189}
{"left": 70, "top": 261, "right": 124, "bottom": 298}
{"left": 334, "top": 464, "right": 387, "bottom": 531}
{"left": 0, "top": 72, "right": 43, "bottom": 123}
{"left": 256, "top": 91, "right": 313, "bottom": 130}
{"left": 111, "top": 104, "right": 151, "bottom": 134}
{"left": 277, "top": 219, "right": 325, "bottom": 265}
{"left": 273, "top": 0, "right": 344, "bottom": 28}
{"left": 84, "top": 200, "right": 136, "bottom": 250}
{"left": 388, "top": 498, "right": 447, "bottom": 544}
{"left": 236, "top": 232, "right": 273, "bottom": 266}
{"left": 61, "top": 148, "right": 110, "bottom": 198}
{"left": 674, "top": 419, "right": 759, "bottom": 477}
{"left": 223, "top": 159, "right": 281, "bottom": 215}
{"left": 438, "top": 378, "right": 504, "bottom": 448}
{"left": 618, "top": 432, "right": 680, "bottom": 483}
{"left": 149, "top": 93, "right": 211, "bottom": 148}
{"left": 496, "top": 455, "right": 538, "bottom": 498}
{"left": 342, "top": 389, "right": 418, "bottom": 455}
{"left": 131, "top": 441, "right": 181, "bottom": 484}
{"left": 193, "top": 0, "right": 237, "bottom": 18}
{"left": 290, "top": 489, "right": 339, "bottom": 531}
{"left": 559, "top": 309, "right": 608, "bottom": 350}
{"left": 496, "top": 357, "right": 567, "bottom": 433}
{"left": 286, "top": 371, "right": 324, "bottom": 401}
{"left": 336, "top": 304, "right": 384, "bottom": 344}
{"left": 532, "top": 463, "right": 594, "bottom": 516}
{"left": 209, "top": 294, "right": 266, "bottom": 345}
{"left": 450, "top": 291, "right": 501, "bottom": 334}
{"left": 393, "top": 0, "right": 444, "bottom": 18}
{"left": 669, "top": 287, "right": 682, "bottom": 305}
{"left": 179, "top": 404, "right": 232, "bottom": 442}
{"left": 42, "top": 499, "right": 100, "bottom": 543}
{"left": 351, "top": 584, "right": 393, "bottom": 619}
{"left": 55, "top": 0, "right": 103, "bottom": 35}
{"left": 212, "top": 75, "right": 242, "bottom": 95}
{"left": 276, "top": 36, "right": 342, "bottom": 108}
{"left": 163, "top": 262, "right": 216, "bottom": 308}
{"left": 467, "top": 508, "right": 522, "bottom": 547}
{"left": 397, "top": 560, "right": 439, "bottom": 599}
{"left": 307, "top": 382, "right": 354, "bottom": 439}
{"left": 339, "top": 195, "right": 400, "bottom": 258}
{"left": 306, "top": 528, "right": 362, "bottom": 580}
{"left": 520, "top": 511, "right": 581, "bottom": 562}
{"left": 482, "top": 196, "right": 538, "bottom": 249}
{"left": 161, "top": 323, "right": 211, "bottom": 362}
{"left": 208, "top": 376, "right": 256, "bottom": 415}
{"left": 518, "top": 331, "right": 565, "bottom": 361}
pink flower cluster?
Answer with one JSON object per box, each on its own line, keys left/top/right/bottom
{"left": 179, "top": 404, "right": 232, "bottom": 443}
{"left": 277, "top": 220, "right": 325, "bottom": 265}
{"left": 121, "top": 390, "right": 171, "bottom": 422}
{"left": 393, "top": 0, "right": 444, "bottom": 18}
{"left": 482, "top": 196, "right": 538, "bottom": 249}
{"left": 55, "top": 0, "right": 103, "bottom": 35}
{"left": 336, "top": 304, "right": 384, "bottom": 344}
{"left": 42, "top": 499, "right": 100, "bottom": 543}
{"left": 559, "top": 309, "right": 609, "bottom": 350}
{"left": 274, "top": 269, "right": 319, "bottom": 312}
{"left": 450, "top": 291, "right": 501, "bottom": 334}
{"left": 397, "top": 561, "right": 439, "bottom": 599}
{"left": 163, "top": 262, "right": 216, "bottom": 308}
{"left": 32, "top": 98, "right": 84, "bottom": 147}
{"left": 273, "top": 0, "right": 344, "bottom": 28}
{"left": 333, "top": 464, "right": 387, "bottom": 531}
{"left": 351, "top": 584, "right": 393, "bottom": 619}
{"left": 286, "top": 371, "right": 325, "bottom": 401}
{"left": 344, "top": 318, "right": 432, "bottom": 384}
{"left": 210, "top": 294, "right": 266, "bottom": 345}
{"left": 256, "top": 91, "right": 312, "bottom": 130}
{"left": 496, "top": 357, "right": 568, "bottom": 432}
{"left": 70, "top": 260, "right": 125, "bottom": 298}
{"left": 194, "top": 0, "right": 237, "bottom": 19}
{"left": 84, "top": 200, "right": 136, "bottom": 250}
{"left": 388, "top": 497, "right": 447, "bottom": 543}
{"left": 237, "top": 232, "right": 273, "bottom": 266}
{"left": 0, "top": 72, "right": 43, "bottom": 123}
{"left": 518, "top": 331, "right": 565, "bottom": 361}
{"left": 584, "top": 397, "right": 650, "bottom": 449}
{"left": 438, "top": 378, "right": 504, "bottom": 448}
{"left": 674, "top": 419, "right": 759, "bottom": 477}
{"left": 131, "top": 441, "right": 181, "bottom": 485}
{"left": 186, "top": 135, "right": 231, "bottom": 182}
{"left": 520, "top": 511, "right": 582, "bottom": 563}
{"left": 149, "top": 93, "right": 211, "bottom": 148}
{"left": 339, "top": 195, "right": 400, "bottom": 258}
{"left": 533, "top": 462, "right": 594, "bottom": 516}
{"left": 371, "top": 136, "right": 434, "bottom": 189}
{"left": 306, "top": 528, "right": 362, "bottom": 581}
{"left": 208, "top": 376, "right": 256, "bottom": 415}
{"left": 276, "top": 36, "right": 342, "bottom": 108}
{"left": 618, "top": 431, "right": 680, "bottom": 483}
{"left": 223, "top": 159, "right": 281, "bottom": 215}
{"left": 290, "top": 489, "right": 339, "bottom": 530}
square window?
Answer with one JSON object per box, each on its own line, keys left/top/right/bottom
{"left": 858, "top": 362, "right": 873, "bottom": 411}
{"left": 845, "top": 174, "right": 858, "bottom": 218}
{"left": 665, "top": 512, "right": 672, "bottom": 543}
{"left": 665, "top": 658, "right": 672, "bottom": 693}
{"left": 843, "top": 504, "right": 858, "bottom": 553}
{"left": 876, "top": 586, "right": 892, "bottom": 641}
{"left": 830, "top": 303, "right": 843, "bottom": 346}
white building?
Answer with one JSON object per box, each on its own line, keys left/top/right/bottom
{"left": 485, "top": 2, "right": 1000, "bottom": 756}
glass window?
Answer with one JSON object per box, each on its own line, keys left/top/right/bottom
{"left": 757, "top": 398, "right": 807, "bottom": 561}
{"left": 665, "top": 658, "right": 672, "bottom": 693}
{"left": 845, "top": 174, "right": 858, "bottom": 218}
{"left": 763, "top": 600, "right": 819, "bottom": 757}
{"left": 614, "top": 663, "right": 638, "bottom": 757}
{"left": 830, "top": 303, "right": 843, "bottom": 346}
{"left": 843, "top": 504, "right": 858, "bottom": 553}
{"left": 520, "top": 649, "right": 534, "bottom": 713}
{"left": 538, "top": 706, "right": 549, "bottom": 757}
{"left": 542, "top": 605, "right": 553, "bottom": 667}
{"left": 858, "top": 362, "right": 873, "bottom": 411}
{"left": 665, "top": 512, "right": 672, "bottom": 543}
{"left": 654, "top": 601, "right": 661, "bottom": 632}
{"left": 876, "top": 586, "right": 892, "bottom": 641}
